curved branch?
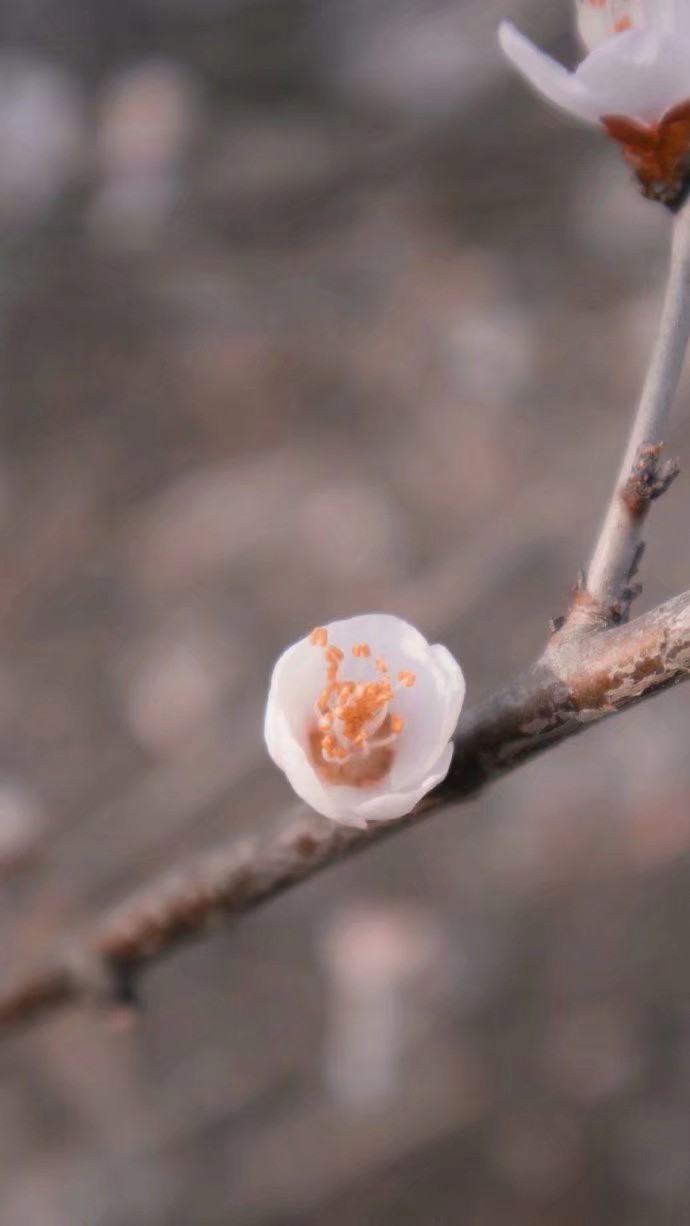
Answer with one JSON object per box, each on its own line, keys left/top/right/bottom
{"left": 2, "top": 590, "right": 690, "bottom": 1036}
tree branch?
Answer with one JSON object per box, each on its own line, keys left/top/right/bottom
{"left": 568, "top": 200, "right": 690, "bottom": 629}
{"left": 2, "top": 589, "right": 690, "bottom": 1037}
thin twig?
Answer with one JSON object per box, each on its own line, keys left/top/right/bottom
{"left": 2, "top": 589, "right": 690, "bottom": 1036}
{"left": 570, "top": 200, "right": 690, "bottom": 628}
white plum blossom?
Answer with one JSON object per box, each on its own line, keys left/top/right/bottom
{"left": 499, "top": 1, "right": 690, "bottom": 207}
{"left": 500, "top": 1, "right": 690, "bottom": 126}
{"left": 264, "top": 614, "right": 465, "bottom": 827}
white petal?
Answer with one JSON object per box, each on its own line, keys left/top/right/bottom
{"left": 430, "top": 643, "right": 466, "bottom": 746}
{"left": 576, "top": 30, "right": 690, "bottom": 121}
{"left": 658, "top": 0, "right": 690, "bottom": 38}
{"left": 264, "top": 634, "right": 329, "bottom": 749}
{"left": 498, "top": 22, "right": 602, "bottom": 123}
{"left": 265, "top": 701, "right": 334, "bottom": 810}
{"left": 388, "top": 642, "right": 464, "bottom": 789}
{"left": 354, "top": 743, "right": 455, "bottom": 823}
{"left": 323, "top": 611, "right": 431, "bottom": 663}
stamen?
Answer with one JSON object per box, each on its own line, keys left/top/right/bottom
{"left": 310, "top": 630, "right": 411, "bottom": 774}
{"left": 316, "top": 689, "right": 331, "bottom": 713}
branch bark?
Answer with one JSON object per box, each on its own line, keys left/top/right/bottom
{"left": 3, "top": 589, "right": 690, "bottom": 1036}
{"left": 568, "top": 200, "right": 690, "bottom": 629}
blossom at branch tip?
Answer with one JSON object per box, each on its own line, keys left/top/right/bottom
{"left": 264, "top": 614, "right": 465, "bottom": 827}
{"left": 499, "top": 1, "right": 690, "bottom": 208}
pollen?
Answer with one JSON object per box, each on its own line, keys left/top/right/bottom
{"left": 309, "top": 632, "right": 415, "bottom": 775}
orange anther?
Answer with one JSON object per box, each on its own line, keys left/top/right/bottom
{"left": 313, "top": 631, "right": 414, "bottom": 768}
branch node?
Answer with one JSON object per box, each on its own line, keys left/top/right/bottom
{"left": 63, "top": 944, "right": 141, "bottom": 1015}
{"left": 621, "top": 444, "right": 680, "bottom": 518}
{"left": 558, "top": 583, "right": 611, "bottom": 635}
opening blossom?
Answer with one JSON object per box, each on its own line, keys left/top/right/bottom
{"left": 499, "top": 0, "right": 690, "bottom": 208}
{"left": 264, "top": 614, "right": 465, "bottom": 827}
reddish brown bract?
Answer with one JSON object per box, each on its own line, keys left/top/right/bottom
{"left": 603, "top": 100, "right": 690, "bottom": 210}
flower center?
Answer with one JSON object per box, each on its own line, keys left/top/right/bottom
{"left": 576, "top": 0, "right": 643, "bottom": 51}
{"left": 307, "top": 627, "right": 415, "bottom": 786}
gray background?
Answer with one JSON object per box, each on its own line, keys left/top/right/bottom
{"left": 1, "top": 1, "right": 690, "bottom": 1222}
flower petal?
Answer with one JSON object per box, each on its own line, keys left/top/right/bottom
{"left": 498, "top": 22, "right": 601, "bottom": 123}
{"left": 265, "top": 701, "right": 336, "bottom": 812}
{"left": 388, "top": 642, "right": 464, "bottom": 789}
{"left": 662, "top": 0, "right": 690, "bottom": 38}
{"left": 355, "top": 743, "right": 454, "bottom": 823}
{"left": 430, "top": 643, "right": 466, "bottom": 746}
{"left": 265, "top": 635, "right": 330, "bottom": 748}
{"left": 576, "top": 30, "right": 690, "bottom": 122}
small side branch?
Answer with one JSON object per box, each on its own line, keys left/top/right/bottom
{"left": 2, "top": 590, "right": 690, "bottom": 1037}
{"left": 567, "top": 201, "right": 690, "bottom": 629}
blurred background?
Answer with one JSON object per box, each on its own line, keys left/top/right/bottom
{"left": 1, "top": 0, "right": 690, "bottom": 1221}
